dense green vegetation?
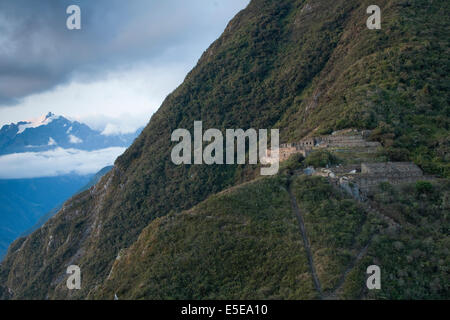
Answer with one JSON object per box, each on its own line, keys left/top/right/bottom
{"left": 93, "top": 175, "right": 448, "bottom": 299}
{"left": 277, "top": 0, "right": 450, "bottom": 177}
{"left": 304, "top": 150, "right": 339, "bottom": 168}
{"left": 291, "top": 176, "right": 372, "bottom": 292}
{"left": 1, "top": 0, "right": 448, "bottom": 300}
{"left": 95, "top": 177, "right": 318, "bottom": 300}
{"left": 346, "top": 180, "right": 450, "bottom": 299}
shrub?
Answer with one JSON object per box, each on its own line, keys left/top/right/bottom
{"left": 415, "top": 181, "right": 433, "bottom": 194}
{"left": 305, "top": 150, "right": 338, "bottom": 168}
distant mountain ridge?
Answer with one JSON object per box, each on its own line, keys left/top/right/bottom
{"left": 0, "top": 174, "right": 93, "bottom": 260}
{"left": 0, "top": 112, "right": 142, "bottom": 155}
{"left": 0, "top": 112, "right": 141, "bottom": 260}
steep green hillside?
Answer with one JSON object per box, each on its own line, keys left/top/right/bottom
{"left": 95, "top": 176, "right": 318, "bottom": 300}
{"left": 94, "top": 175, "right": 448, "bottom": 299}
{"left": 1, "top": 0, "right": 448, "bottom": 299}
{"left": 19, "top": 166, "right": 113, "bottom": 238}
{"left": 277, "top": 0, "right": 449, "bottom": 176}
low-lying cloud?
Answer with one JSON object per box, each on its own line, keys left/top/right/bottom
{"left": 0, "top": 147, "right": 125, "bottom": 179}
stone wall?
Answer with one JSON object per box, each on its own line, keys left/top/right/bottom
{"left": 361, "top": 162, "right": 423, "bottom": 176}
{"left": 318, "top": 135, "right": 381, "bottom": 148}
{"left": 273, "top": 130, "right": 380, "bottom": 164}
{"left": 354, "top": 162, "right": 425, "bottom": 192}
{"left": 297, "top": 138, "right": 316, "bottom": 148}
{"left": 267, "top": 145, "right": 311, "bottom": 162}
{"left": 354, "top": 174, "right": 428, "bottom": 192}
{"left": 327, "top": 162, "right": 428, "bottom": 196}
{"left": 278, "top": 146, "right": 312, "bottom": 161}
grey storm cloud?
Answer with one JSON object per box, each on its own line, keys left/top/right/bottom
{"left": 0, "top": 0, "right": 248, "bottom": 105}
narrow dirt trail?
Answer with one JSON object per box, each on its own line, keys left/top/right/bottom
{"left": 286, "top": 173, "right": 383, "bottom": 300}
{"left": 324, "top": 237, "right": 373, "bottom": 299}
{"left": 287, "top": 179, "right": 324, "bottom": 299}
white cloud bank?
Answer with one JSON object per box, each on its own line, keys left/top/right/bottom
{"left": 0, "top": 63, "right": 188, "bottom": 132}
{"left": 69, "top": 135, "right": 83, "bottom": 144}
{"left": 0, "top": 147, "right": 126, "bottom": 179}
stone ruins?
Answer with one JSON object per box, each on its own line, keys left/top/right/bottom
{"left": 308, "top": 162, "right": 431, "bottom": 200}
{"left": 275, "top": 129, "right": 431, "bottom": 200}
{"left": 356, "top": 162, "right": 426, "bottom": 192}
{"left": 275, "top": 129, "right": 381, "bottom": 162}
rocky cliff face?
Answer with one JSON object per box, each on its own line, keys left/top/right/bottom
{"left": 1, "top": 0, "right": 448, "bottom": 299}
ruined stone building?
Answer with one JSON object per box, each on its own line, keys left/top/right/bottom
{"left": 311, "top": 162, "right": 430, "bottom": 200}
{"left": 296, "top": 137, "right": 316, "bottom": 148}
{"left": 269, "top": 130, "right": 381, "bottom": 163}
{"left": 353, "top": 162, "right": 426, "bottom": 192}
{"left": 275, "top": 143, "right": 312, "bottom": 162}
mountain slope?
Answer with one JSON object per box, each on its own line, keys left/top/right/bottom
{"left": 19, "top": 166, "right": 114, "bottom": 239}
{"left": 277, "top": 0, "right": 449, "bottom": 177}
{"left": 0, "top": 0, "right": 448, "bottom": 299}
{"left": 96, "top": 176, "right": 319, "bottom": 300}
{"left": 0, "top": 112, "right": 140, "bottom": 261}
{"left": 96, "top": 175, "right": 448, "bottom": 300}
{"left": 0, "top": 174, "right": 93, "bottom": 260}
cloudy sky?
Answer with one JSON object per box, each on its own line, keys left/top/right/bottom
{"left": 0, "top": 0, "right": 249, "bottom": 178}
{"left": 0, "top": 0, "right": 249, "bottom": 132}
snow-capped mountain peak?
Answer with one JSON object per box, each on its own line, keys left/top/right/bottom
{"left": 17, "top": 112, "right": 60, "bottom": 135}
{"left": 0, "top": 113, "right": 142, "bottom": 155}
